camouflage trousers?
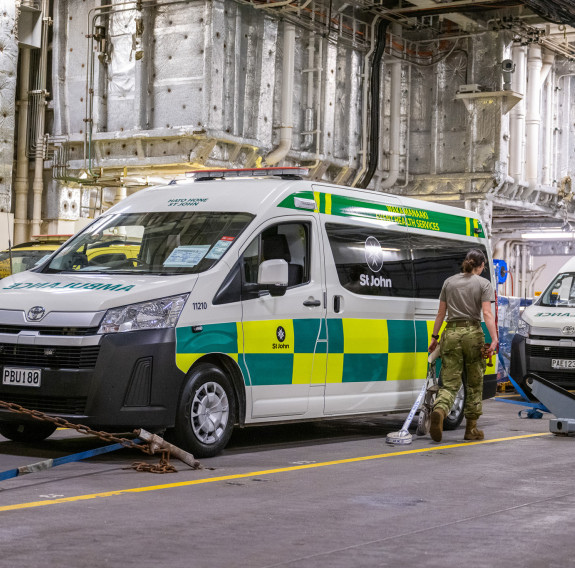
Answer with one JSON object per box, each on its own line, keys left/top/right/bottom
{"left": 434, "top": 325, "right": 486, "bottom": 420}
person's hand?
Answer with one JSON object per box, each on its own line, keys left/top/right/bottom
{"left": 486, "top": 340, "right": 498, "bottom": 358}
{"left": 428, "top": 338, "right": 438, "bottom": 353}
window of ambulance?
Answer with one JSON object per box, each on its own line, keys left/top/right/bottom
{"left": 0, "top": 249, "right": 54, "bottom": 278}
{"left": 539, "top": 273, "right": 575, "bottom": 307}
{"left": 213, "top": 221, "right": 311, "bottom": 305}
{"left": 324, "top": 223, "right": 413, "bottom": 297}
{"left": 410, "top": 234, "right": 491, "bottom": 299}
{"left": 44, "top": 211, "right": 254, "bottom": 275}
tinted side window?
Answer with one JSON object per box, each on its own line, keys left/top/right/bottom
{"left": 410, "top": 234, "right": 491, "bottom": 299}
{"left": 325, "top": 223, "right": 413, "bottom": 297}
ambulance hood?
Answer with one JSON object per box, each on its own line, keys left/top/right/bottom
{"left": 0, "top": 271, "right": 198, "bottom": 316}
{"left": 522, "top": 303, "right": 575, "bottom": 334}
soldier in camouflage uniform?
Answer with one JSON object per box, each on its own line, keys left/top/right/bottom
{"left": 427, "top": 249, "right": 498, "bottom": 443}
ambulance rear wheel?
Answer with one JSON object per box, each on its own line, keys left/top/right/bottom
{"left": 0, "top": 421, "right": 57, "bottom": 443}
{"left": 443, "top": 384, "right": 466, "bottom": 430}
{"left": 174, "top": 363, "right": 237, "bottom": 458}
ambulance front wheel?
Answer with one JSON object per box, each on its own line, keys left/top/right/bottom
{"left": 0, "top": 421, "right": 57, "bottom": 443}
{"left": 173, "top": 363, "right": 237, "bottom": 458}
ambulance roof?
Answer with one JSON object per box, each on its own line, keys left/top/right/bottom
{"left": 557, "top": 257, "right": 575, "bottom": 273}
{"left": 105, "top": 169, "right": 485, "bottom": 240}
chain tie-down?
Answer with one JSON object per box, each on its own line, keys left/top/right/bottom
{"left": 0, "top": 399, "right": 201, "bottom": 473}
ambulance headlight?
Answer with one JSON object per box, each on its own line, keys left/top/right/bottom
{"left": 98, "top": 294, "right": 189, "bottom": 334}
{"left": 517, "top": 316, "right": 531, "bottom": 338}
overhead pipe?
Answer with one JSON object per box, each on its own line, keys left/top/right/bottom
{"left": 503, "top": 239, "right": 522, "bottom": 296}
{"left": 524, "top": 46, "right": 554, "bottom": 199}
{"left": 13, "top": 48, "right": 31, "bottom": 245}
{"left": 529, "top": 264, "right": 546, "bottom": 298}
{"left": 356, "top": 19, "right": 389, "bottom": 189}
{"left": 514, "top": 244, "right": 521, "bottom": 298}
{"left": 508, "top": 45, "right": 526, "bottom": 194}
{"left": 524, "top": 45, "right": 542, "bottom": 199}
{"left": 30, "top": 0, "right": 50, "bottom": 238}
{"left": 542, "top": 65, "right": 554, "bottom": 186}
{"left": 380, "top": 22, "right": 402, "bottom": 190}
{"left": 555, "top": 74, "right": 575, "bottom": 182}
{"left": 352, "top": 16, "right": 380, "bottom": 188}
{"left": 521, "top": 243, "right": 528, "bottom": 299}
{"left": 265, "top": 22, "right": 296, "bottom": 166}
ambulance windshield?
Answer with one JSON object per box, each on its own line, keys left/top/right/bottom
{"left": 43, "top": 211, "right": 253, "bottom": 275}
{"left": 539, "top": 272, "right": 575, "bottom": 307}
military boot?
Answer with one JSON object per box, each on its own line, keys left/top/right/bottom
{"left": 429, "top": 407, "right": 446, "bottom": 442}
{"left": 464, "top": 419, "right": 484, "bottom": 440}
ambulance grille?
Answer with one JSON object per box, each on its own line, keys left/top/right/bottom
{"left": 532, "top": 372, "right": 575, "bottom": 389}
{"left": 0, "top": 325, "right": 99, "bottom": 336}
{"left": 527, "top": 345, "right": 575, "bottom": 359}
{"left": 0, "top": 344, "right": 100, "bottom": 369}
{"left": 0, "top": 393, "right": 87, "bottom": 415}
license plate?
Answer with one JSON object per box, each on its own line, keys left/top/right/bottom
{"left": 2, "top": 367, "right": 42, "bottom": 387}
{"left": 551, "top": 359, "right": 575, "bottom": 369}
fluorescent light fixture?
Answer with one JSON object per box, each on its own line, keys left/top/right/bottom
{"left": 521, "top": 232, "right": 575, "bottom": 239}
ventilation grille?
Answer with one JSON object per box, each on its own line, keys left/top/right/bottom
{"left": 0, "top": 344, "right": 100, "bottom": 369}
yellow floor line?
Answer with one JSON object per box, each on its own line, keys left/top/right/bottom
{"left": 0, "top": 432, "right": 549, "bottom": 513}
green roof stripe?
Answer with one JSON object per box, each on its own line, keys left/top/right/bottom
{"left": 278, "top": 191, "right": 485, "bottom": 238}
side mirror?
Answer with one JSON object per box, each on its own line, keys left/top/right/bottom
{"left": 258, "top": 259, "right": 288, "bottom": 296}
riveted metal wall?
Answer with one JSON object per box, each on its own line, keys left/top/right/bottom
{"left": 0, "top": 4, "right": 18, "bottom": 214}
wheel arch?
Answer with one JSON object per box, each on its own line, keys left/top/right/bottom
{"left": 187, "top": 354, "right": 247, "bottom": 426}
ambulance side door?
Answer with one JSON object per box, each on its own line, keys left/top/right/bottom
{"left": 240, "top": 215, "right": 327, "bottom": 419}
{"left": 318, "top": 193, "right": 418, "bottom": 415}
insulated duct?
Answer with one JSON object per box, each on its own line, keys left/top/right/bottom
{"left": 380, "top": 23, "right": 402, "bottom": 190}
{"left": 357, "top": 19, "right": 389, "bottom": 189}
{"left": 265, "top": 22, "right": 295, "bottom": 166}
{"left": 524, "top": 45, "right": 542, "bottom": 198}
{"left": 509, "top": 45, "right": 526, "bottom": 188}
{"left": 0, "top": 4, "right": 18, "bottom": 215}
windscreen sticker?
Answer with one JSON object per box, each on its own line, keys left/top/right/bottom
{"left": 163, "top": 245, "right": 210, "bottom": 267}
{"left": 206, "top": 237, "right": 234, "bottom": 260}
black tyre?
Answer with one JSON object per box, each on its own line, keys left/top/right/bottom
{"left": 0, "top": 421, "right": 57, "bottom": 443}
{"left": 443, "top": 383, "right": 466, "bottom": 430}
{"left": 173, "top": 363, "right": 237, "bottom": 458}
{"left": 416, "top": 408, "right": 430, "bottom": 436}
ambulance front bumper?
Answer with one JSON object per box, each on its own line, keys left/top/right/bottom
{"left": 511, "top": 333, "right": 575, "bottom": 390}
{"left": 0, "top": 328, "right": 186, "bottom": 430}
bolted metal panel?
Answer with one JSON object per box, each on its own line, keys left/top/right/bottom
{"left": 0, "top": 3, "right": 18, "bottom": 213}
{"left": 333, "top": 45, "right": 362, "bottom": 162}
{"left": 409, "top": 66, "right": 433, "bottom": 176}
{"left": 438, "top": 50, "right": 468, "bottom": 174}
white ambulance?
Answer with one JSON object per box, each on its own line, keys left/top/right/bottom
{"left": 512, "top": 256, "right": 575, "bottom": 392}
{"left": 0, "top": 168, "right": 496, "bottom": 456}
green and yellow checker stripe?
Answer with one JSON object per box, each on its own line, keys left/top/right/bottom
{"left": 176, "top": 318, "right": 443, "bottom": 386}
{"left": 278, "top": 191, "right": 485, "bottom": 239}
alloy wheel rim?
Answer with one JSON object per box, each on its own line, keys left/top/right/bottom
{"left": 191, "top": 381, "right": 229, "bottom": 444}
